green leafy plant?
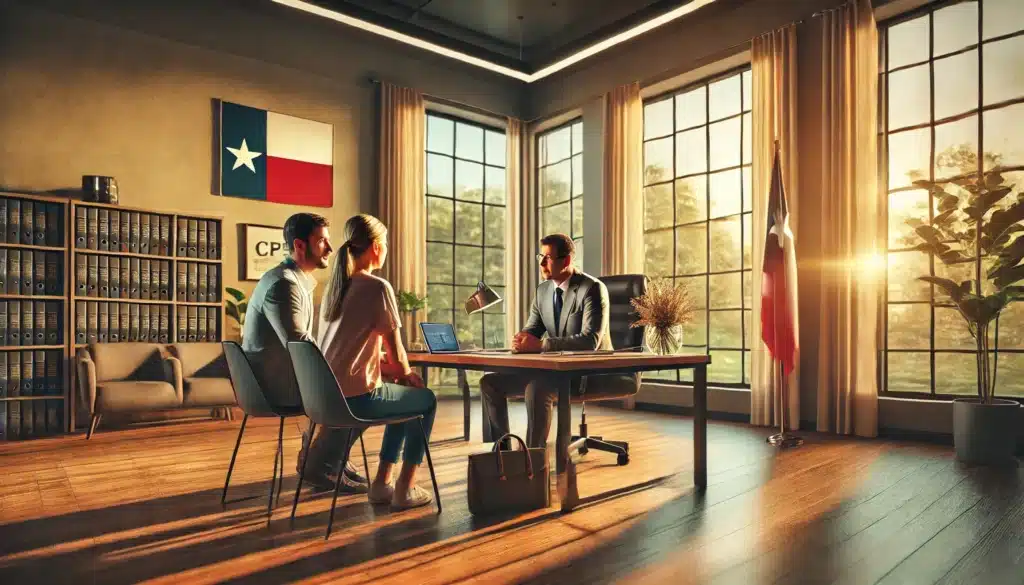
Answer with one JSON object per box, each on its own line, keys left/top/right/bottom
{"left": 908, "top": 167, "right": 1024, "bottom": 404}
{"left": 225, "top": 287, "right": 248, "bottom": 329}
{"left": 396, "top": 290, "right": 427, "bottom": 313}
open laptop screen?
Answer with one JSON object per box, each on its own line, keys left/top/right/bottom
{"left": 420, "top": 322, "right": 459, "bottom": 353}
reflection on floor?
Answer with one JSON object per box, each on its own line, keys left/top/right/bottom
{"left": 0, "top": 400, "right": 1021, "bottom": 584}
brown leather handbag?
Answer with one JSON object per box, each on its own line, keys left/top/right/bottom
{"left": 467, "top": 434, "right": 550, "bottom": 516}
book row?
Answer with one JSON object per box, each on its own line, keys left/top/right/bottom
{"left": 0, "top": 197, "right": 65, "bottom": 247}
{"left": 74, "top": 301, "right": 220, "bottom": 344}
{"left": 74, "top": 207, "right": 220, "bottom": 259}
{"left": 0, "top": 350, "right": 64, "bottom": 440}
{"left": 0, "top": 300, "right": 63, "bottom": 346}
{"left": 74, "top": 255, "right": 221, "bottom": 303}
{"left": 0, "top": 250, "right": 63, "bottom": 296}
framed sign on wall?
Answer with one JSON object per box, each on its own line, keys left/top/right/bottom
{"left": 242, "top": 223, "right": 288, "bottom": 280}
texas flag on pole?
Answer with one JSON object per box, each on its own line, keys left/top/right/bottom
{"left": 219, "top": 100, "right": 333, "bottom": 207}
{"left": 761, "top": 141, "right": 799, "bottom": 374}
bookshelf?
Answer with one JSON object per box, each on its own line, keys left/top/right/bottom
{"left": 68, "top": 201, "right": 225, "bottom": 432}
{"left": 0, "top": 192, "right": 69, "bottom": 441}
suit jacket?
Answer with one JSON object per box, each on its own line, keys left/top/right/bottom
{"left": 522, "top": 270, "right": 613, "bottom": 352}
{"left": 241, "top": 257, "right": 316, "bottom": 407}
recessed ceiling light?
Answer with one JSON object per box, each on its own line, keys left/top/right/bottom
{"left": 272, "top": 0, "right": 719, "bottom": 83}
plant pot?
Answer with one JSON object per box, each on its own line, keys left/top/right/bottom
{"left": 645, "top": 324, "right": 683, "bottom": 355}
{"left": 952, "top": 398, "right": 1022, "bottom": 466}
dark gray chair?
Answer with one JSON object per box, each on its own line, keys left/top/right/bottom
{"left": 286, "top": 340, "right": 441, "bottom": 540}
{"left": 569, "top": 274, "right": 649, "bottom": 465}
{"left": 221, "top": 341, "right": 305, "bottom": 524}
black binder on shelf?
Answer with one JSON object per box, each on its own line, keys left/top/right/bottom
{"left": 33, "top": 250, "right": 45, "bottom": 295}
{"left": 0, "top": 198, "right": 7, "bottom": 244}
{"left": 140, "top": 259, "right": 151, "bottom": 300}
{"left": 0, "top": 301, "right": 6, "bottom": 346}
{"left": 139, "top": 305, "right": 150, "bottom": 342}
{"left": 45, "top": 350, "right": 58, "bottom": 431}
{"left": 187, "top": 263, "right": 198, "bottom": 303}
{"left": 207, "top": 306, "right": 218, "bottom": 341}
{"left": 197, "top": 221, "right": 208, "bottom": 259}
{"left": 140, "top": 214, "right": 151, "bottom": 255}
{"left": 160, "top": 216, "right": 171, "bottom": 256}
{"left": 21, "top": 351, "right": 32, "bottom": 437}
{"left": 198, "top": 262, "right": 208, "bottom": 302}
{"left": 75, "top": 301, "right": 86, "bottom": 344}
{"left": 33, "top": 351, "right": 46, "bottom": 432}
{"left": 45, "top": 301, "right": 59, "bottom": 345}
{"left": 33, "top": 301, "right": 45, "bottom": 345}
{"left": 109, "top": 210, "right": 120, "bottom": 252}
{"left": 86, "top": 301, "right": 98, "bottom": 344}
{"left": 8, "top": 200, "right": 21, "bottom": 244}
{"left": 119, "top": 211, "right": 130, "bottom": 253}
{"left": 208, "top": 220, "right": 220, "bottom": 260}
{"left": 109, "top": 257, "right": 120, "bottom": 298}
{"left": 208, "top": 264, "right": 219, "bottom": 302}
{"left": 75, "top": 206, "right": 87, "bottom": 249}
{"left": 187, "top": 219, "right": 198, "bottom": 258}
{"left": 177, "top": 307, "right": 187, "bottom": 342}
{"left": 7, "top": 250, "right": 19, "bottom": 295}
{"left": 119, "top": 303, "right": 130, "bottom": 343}
{"left": 197, "top": 307, "right": 208, "bottom": 341}
{"left": 176, "top": 263, "right": 187, "bottom": 301}
{"left": 86, "top": 208, "right": 97, "bottom": 250}
{"left": 75, "top": 254, "right": 87, "bottom": 296}
{"left": 20, "top": 251, "right": 32, "bottom": 296}
{"left": 8, "top": 351, "right": 20, "bottom": 440}
{"left": 119, "top": 256, "right": 130, "bottom": 300}
{"left": 159, "top": 306, "right": 170, "bottom": 343}
{"left": 21, "top": 201, "right": 33, "bottom": 246}
{"left": 46, "top": 204, "right": 62, "bottom": 248}
{"left": 20, "top": 300, "right": 32, "bottom": 346}
{"left": 98, "top": 208, "right": 109, "bottom": 252}
{"left": 87, "top": 254, "right": 98, "bottom": 297}
{"left": 45, "top": 253, "right": 60, "bottom": 296}
{"left": 129, "top": 304, "right": 140, "bottom": 342}
{"left": 109, "top": 301, "right": 120, "bottom": 342}
{"left": 159, "top": 260, "right": 170, "bottom": 300}
{"left": 97, "top": 302, "right": 109, "bottom": 343}
{"left": 0, "top": 249, "right": 6, "bottom": 293}
{"left": 149, "top": 215, "right": 161, "bottom": 257}
{"left": 98, "top": 255, "right": 109, "bottom": 299}
{"left": 176, "top": 218, "right": 188, "bottom": 256}
{"left": 8, "top": 297, "right": 19, "bottom": 347}
{"left": 34, "top": 202, "right": 46, "bottom": 246}
{"left": 129, "top": 258, "right": 140, "bottom": 300}
{"left": 187, "top": 306, "right": 198, "bottom": 341}
{"left": 149, "top": 306, "right": 160, "bottom": 343}
{"left": 129, "top": 212, "right": 141, "bottom": 254}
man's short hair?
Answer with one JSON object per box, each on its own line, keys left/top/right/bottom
{"left": 540, "top": 233, "right": 575, "bottom": 259}
{"left": 283, "top": 213, "right": 329, "bottom": 252}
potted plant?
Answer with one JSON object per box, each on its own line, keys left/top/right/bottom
{"left": 908, "top": 167, "right": 1023, "bottom": 466}
{"left": 396, "top": 290, "right": 427, "bottom": 348}
{"left": 629, "top": 278, "right": 698, "bottom": 355}
{"left": 225, "top": 287, "right": 248, "bottom": 341}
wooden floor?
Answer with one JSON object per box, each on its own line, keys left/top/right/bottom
{"left": 0, "top": 401, "right": 1022, "bottom": 585}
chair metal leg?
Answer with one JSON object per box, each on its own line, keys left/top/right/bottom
{"left": 419, "top": 417, "right": 442, "bottom": 515}
{"left": 267, "top": 417, "right": 284, "bottom": 526}
{"left": 221, "top": 414, "right": 249, "bottom": 507}
{"left": 86, "top": 414, "right": 101, "bottom": 439}
{"left": 275, "top": 419, "right": 285, "bottom": 507}
{"left": 325, "top": 428, "right": 353, "bottom": 540}
{"left": 290, "top": 420, "right": 316, "bottom": 524}
{"left": 358, "top": 432, "right": 370, "bottom": 483}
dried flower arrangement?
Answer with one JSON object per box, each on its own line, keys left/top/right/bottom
{"left": 629, "top": 278, "right": 699, "bottom": 354}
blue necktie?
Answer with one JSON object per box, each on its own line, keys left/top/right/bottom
{"left": 553, "top": 288, "right": 563, "bottom": 333}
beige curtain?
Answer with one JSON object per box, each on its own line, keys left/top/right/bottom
{"left": 602, "top": 82, "right": 645, "bottom": 276}
{"left": 506, "top": 118, "right": 525, "bottom": 338}
{"left": 816, "top": 0, "right": 880, "bottom": 438}
{"left": 377, "top": 83, "right": 426, "bottom": 328}
{"left": 750, "top": 26, "right": 800, "bottom": 430}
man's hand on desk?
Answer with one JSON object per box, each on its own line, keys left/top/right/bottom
{"left": 512, "top": 331, "right": 543, "bottom": 353}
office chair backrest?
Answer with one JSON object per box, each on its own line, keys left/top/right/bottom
{"left": 286, "top": 340, "right": 362, "bottom": 428}
{"left": 222, "top": 341, "right": 279, "bottom": 417}
{"left": 599, "top": 274, "right": 649, "bottom": 351}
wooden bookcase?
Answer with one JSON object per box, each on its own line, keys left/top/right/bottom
{"left": 66, "top": 201, "right": 224, "bottom": 433}
{"left": 0, "top": 192, "right": 70, "bottom": 440}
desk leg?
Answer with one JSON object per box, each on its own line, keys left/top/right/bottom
{"left": 457, "top": 368, "right": 470, "bottom": 442}
{"left": 556, "top": 374, "right": 578, "bottom": 512}
{"left": 694, "top": 363, "right": 707, "bottom": 490}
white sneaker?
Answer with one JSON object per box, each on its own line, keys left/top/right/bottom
{"left": 391, "top": 485, "right": 433, "bottom": 510}
{"left": 368, "top": 482, "right": 394, "bottom": 504}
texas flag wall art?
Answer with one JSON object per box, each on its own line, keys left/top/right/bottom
{"left": 217, "top": 100, "right": 333, "bottom": 207}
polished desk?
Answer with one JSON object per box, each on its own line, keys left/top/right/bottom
{"left": 408, "top": 351, "right": 710, "bottom": 511}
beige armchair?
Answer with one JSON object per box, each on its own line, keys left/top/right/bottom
{"left": 77, "top": 343, "right": 182, "bottom": 438}
{"left": 168, "top": 343, "right": 236, "bottom": 416}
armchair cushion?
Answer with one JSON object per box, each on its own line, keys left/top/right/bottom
{"left": 90, "top": 343, "right": 168, "bottom": 382}
{"left": 171, "top": 343, "right": 229, "bottom": 378}
{"left": 183, "top": 377, "right": 236, "bottom": 407}
{"left": 95, "top": 381, "right": 180, "bottom": 413}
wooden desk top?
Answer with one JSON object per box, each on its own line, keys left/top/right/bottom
{"left": 407, "top": 350, "right": 710, "bottom": 373}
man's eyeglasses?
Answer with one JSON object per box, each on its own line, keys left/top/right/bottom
{"left": 536, "top": 253, "right": 567, "bottom": 264}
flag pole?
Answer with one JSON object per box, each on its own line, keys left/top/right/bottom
{"left": 767, "top": 138, "right": 802, "bottom": 449}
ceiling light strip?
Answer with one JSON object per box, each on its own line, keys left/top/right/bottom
{"left": 272, "top": 0, "right": 719, "bottom": 83}
{"left": 272, "top": 0, "right": 532, "bottom": 81}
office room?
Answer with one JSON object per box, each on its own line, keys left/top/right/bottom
{"left": 0, "top": 0, "right": 1022, "bottom": 583}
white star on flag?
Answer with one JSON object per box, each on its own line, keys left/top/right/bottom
{"left": 226, "top": 139, "right": 263, "bottom": 173}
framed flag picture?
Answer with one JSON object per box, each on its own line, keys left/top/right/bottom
{"left": 216, "top": 99, "right": 334, "bottom": 207}
{"left": 242, "top": 223, "right": 288, "bottom": 281}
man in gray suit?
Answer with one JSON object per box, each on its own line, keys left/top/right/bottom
{"left": 242, "top": 212, "right": 366, "bottom": 493}
{"left": 480, "top": 233, "right": 640, "bottom": 449}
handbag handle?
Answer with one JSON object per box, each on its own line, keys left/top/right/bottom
{"left": 491, "top": 433, "right": 534, "bottom": 480}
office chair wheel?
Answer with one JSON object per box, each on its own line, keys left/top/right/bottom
{"left": 617, "top": 453, "right": 629, "bottom": 466}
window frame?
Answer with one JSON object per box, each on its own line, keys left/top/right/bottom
{"left": 879, "top": 0, "right": 1024, "bottom": 399}
{"left": 424, "top": 110, "right": 508, "bottom": 357}
{"left": 534, "top": 118, "right": 585, "bottom": 263}
{"left": 640, "top": 64, "right": 754, "bottom": 390}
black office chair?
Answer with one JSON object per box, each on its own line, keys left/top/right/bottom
{"left": 286, "top": 340, "right": 441, "bottom": 540}
{"left": 221, "top": 341, "right": 305, "bottom": 525}
{"left": 569, "top": 274, "right": 648, "bottom": 466}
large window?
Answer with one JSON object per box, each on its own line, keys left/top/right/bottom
{"left": 641, "top": 67, "right": 753, "bottom": 387}
{"left": 425, "top": 113, "right": 507, "bottom": 391}
{"left": 882, "top": 0, "right": 1024, "bottom": 397}
{"left": 537, "top": 120, "right": 584, "bottom": 265}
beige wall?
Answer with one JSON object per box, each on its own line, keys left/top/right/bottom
{"left": 0, "top": 0, "right": 524, "bottom": 337}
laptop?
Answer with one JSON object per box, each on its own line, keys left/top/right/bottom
{"left": 419, "top": 322, "right": 511, "bottom": 354}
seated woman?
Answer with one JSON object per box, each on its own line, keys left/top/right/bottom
{"left": 317, "top": 214, "right": 437, "bottom": 510}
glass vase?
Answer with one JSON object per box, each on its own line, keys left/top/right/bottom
{"left": 645, "top": 324, "right": 683, "bottom": 355}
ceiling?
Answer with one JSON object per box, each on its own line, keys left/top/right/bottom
{"left": 309, "top": 0, "right": 699, "bottom": 74}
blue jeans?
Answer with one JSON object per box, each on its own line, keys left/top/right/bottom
{"left": 347, "top": 383, "right": 437, "bottom": 465}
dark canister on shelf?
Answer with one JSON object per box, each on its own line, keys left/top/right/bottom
{"left": 82, "top": 175, "right": 119, "bottom": 204}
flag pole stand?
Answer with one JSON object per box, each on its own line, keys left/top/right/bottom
{"left": 767, "top": 362, "right": 803, "bottom": 448}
